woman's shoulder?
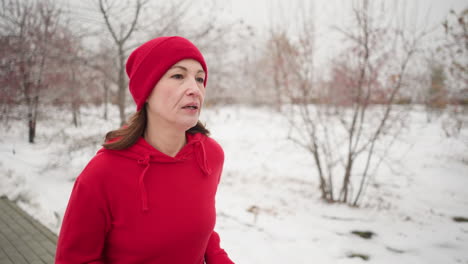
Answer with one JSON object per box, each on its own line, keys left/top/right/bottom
{"left": 77, "top": 148, "right": 125, "bottom": 183}
{"left": 198, "top": 135, "right": 225, "bottom": 174}
{"left": 88, "top": 148, "right": 122, "bottom": 166}
{"left": 202, "top": 135, "right": 224, "bottom": 155}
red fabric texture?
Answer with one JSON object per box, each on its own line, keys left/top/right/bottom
{"left": 55, "top": 133, "right": 234, "bottom": 264}
{"left": 126, "top": 36, "right": 208, "bottom": 111}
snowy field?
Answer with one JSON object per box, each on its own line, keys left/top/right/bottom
{"left": 1, "top": 105, "right": 467, "bottom": 263}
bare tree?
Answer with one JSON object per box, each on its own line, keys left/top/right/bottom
{"left": 438, "top": 7, "right": 468, "bottom": 138}
{"left": 96, "top": 0, "right": 146, "bottom": 125}
{"left": 442, "top": 8, "right": 468, "bottom": 94}
{"left": 0, "top": 0, "right": 65, "bottom": 143}
{"left": 272, "top": 0, "right": 429, "bottom": 206}
{"left": 267, "top": 31, "right": 299, "bottom": 110}
{"left": 95, "top": 43, "right": 115, "bottom": 120}
{"left": 53, "top": 26, "right": 95, "bottom": 127}
{"left": 75, "top": 40, "right": 118, "bottom": 121}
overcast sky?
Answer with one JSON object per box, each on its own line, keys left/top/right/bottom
{"left": 59, "top": 0, "right": 467, "bottom": 31}
{"left": 227, "top": 0, "right": 467, "bottom": 31}
{"left": 57, "top": 0, "right": 466, "bottom": 67}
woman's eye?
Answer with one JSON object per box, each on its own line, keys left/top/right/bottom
{"left": 196, "top": 77, "right": 205, "bottom": 83}
{"left": 171, "top": 74, "right": 183, "bottom": 79}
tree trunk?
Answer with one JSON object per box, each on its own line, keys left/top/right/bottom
{"left": 103, "top": 80, "right": 109, "bottom": 120}
{"left": 71, "top": 68, "right": 80, "bottom": 127}
{"left": 340, "top": 156, "right": 353, "bottom": 203}
{"left": 72, "top": 106, "right": 80, "bottom": 127}
{"left": 118, "top": 46, "right": 126, "bottom": 126}
{"left": 28, "top": 92, "right": 39, "bottom": 143}
{"left": 28, "top": 114, "right": 35, "bottom": 143}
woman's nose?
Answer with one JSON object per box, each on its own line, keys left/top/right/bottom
{"left": 186, "top": 79, "right": 202, "bottom": 96}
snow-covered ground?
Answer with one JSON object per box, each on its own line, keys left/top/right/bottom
{"left": 1, "top": 105, "right": 467, "bottom": 263}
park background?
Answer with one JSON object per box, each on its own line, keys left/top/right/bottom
{"left": 1, "top": 0, "right": 467, "bottom": 263}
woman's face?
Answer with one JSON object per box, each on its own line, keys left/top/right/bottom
{"left": 146, "top": 59, "right": 206, "bottom": 132}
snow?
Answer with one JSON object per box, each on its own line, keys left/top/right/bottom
{"left": 1, "top": 105, "right": 467, "bottom": 263}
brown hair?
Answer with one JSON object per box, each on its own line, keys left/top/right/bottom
{"left": 103, "top": 105, "right": 210, "bottom": 150}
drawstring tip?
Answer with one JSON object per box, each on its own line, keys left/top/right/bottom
{"left": 142, "top": 200, "right": 149, "bottom": 212}
{"left": 142, "top": 201, "right": 149, "bottom": 212}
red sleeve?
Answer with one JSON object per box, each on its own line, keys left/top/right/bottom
{"left": 55, "top": 161, "right": 110, "bottom": 264}
{"left": 205, "top": 231, "right": 235, "bottom": 264}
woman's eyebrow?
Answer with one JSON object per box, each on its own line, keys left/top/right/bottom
{"left": 170, "top": 65, "right": 187, "bottom": 71}
{"left": 170, "top": 65, "right": 205, "bottom": 74}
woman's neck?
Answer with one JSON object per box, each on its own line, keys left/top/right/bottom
{"left": 144, "top": 121, "right": 186, "bottom": 157}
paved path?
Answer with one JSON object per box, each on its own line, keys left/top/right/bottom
{"left": 0, "top": 196, "right": 57, "bottom": 264}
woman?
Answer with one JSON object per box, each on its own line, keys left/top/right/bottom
{"left": 55, "top": 36, "right": 235, "bottom": 264}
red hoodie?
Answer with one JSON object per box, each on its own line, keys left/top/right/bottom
{"left": 55, "top": 132, "right": 235, "bottom": 264}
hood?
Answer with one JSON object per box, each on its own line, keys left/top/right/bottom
{"left": 97, "top": 132, "right": 212, "bottom": 212}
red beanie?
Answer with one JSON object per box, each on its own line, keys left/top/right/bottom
{"left": 126, "top": 36, "right": 208, "bottom": 111}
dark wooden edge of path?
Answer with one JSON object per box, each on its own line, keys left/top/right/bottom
{"left": 0, "top": 196, "right": 57, "bottom": 264}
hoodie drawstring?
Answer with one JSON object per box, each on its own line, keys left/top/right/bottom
{"left": 134, "top": 140, "right": 210, "bottom": 212}
{"left": 137, "top": 155, "right": 151, "bottom": 212}
{"left": 194, "top": 141, "right": 211, "bottom": 176}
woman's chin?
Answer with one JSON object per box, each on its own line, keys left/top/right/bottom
{"left": 178, "top": 119, "right": 199, "bottom": 132}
